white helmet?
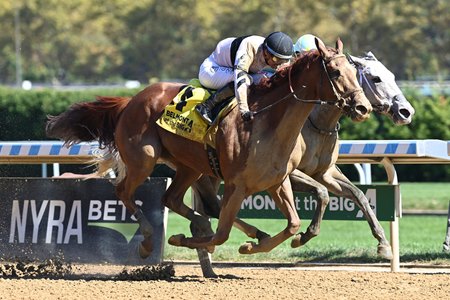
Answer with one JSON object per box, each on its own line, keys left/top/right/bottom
{"left": 293, "top": 34, "right": 318, "bottom": 54}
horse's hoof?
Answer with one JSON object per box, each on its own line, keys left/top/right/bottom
{"left": 203, "top": 271, "right": 218, "bottom": 278}
{"left": 138, "top": 239, "right": 153, "bottom": 259}
{"left": 239, "top": 241, "right": 257, "bottom": 254}
{"left": 378, "top": 244, "right": 393, "bottom": 260}
{"left": 291, "top": 234, "right": 302, "bottom": 248}
{"left": 168, "top": 234, "right": 185, "bottom": 246}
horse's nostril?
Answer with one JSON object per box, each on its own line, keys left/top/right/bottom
{"left": 356, "top": 105, "right": 368, "bottom": 115}
{"left": 399, "top": 108, "right": 411, "bottom": 119}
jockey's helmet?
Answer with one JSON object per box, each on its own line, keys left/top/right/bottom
{"left": 293, "top": 34, "right": 318, "bottom": 54}
{"left": 264, "top": 32, "right": 293, "bottom": 60}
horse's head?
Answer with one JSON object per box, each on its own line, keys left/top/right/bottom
{"left": 349, "top": 52, "right": 415, "bottom": 125}
{"left": 315, "top": 38, "right": 372, "bottom": 122}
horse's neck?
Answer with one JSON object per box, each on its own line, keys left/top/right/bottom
{"left": 256, "top": 93, "right": 315, "bottom": 145}
{"left": 308, "top": 101, "right": 342, "bottom": 133}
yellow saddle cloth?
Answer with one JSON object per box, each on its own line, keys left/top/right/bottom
{"left": 156, "top": 79, "right": 236, "bottom": 146}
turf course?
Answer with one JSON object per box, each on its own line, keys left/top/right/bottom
{"left": 163, "top": 182, "right": 450, "bottom": 264}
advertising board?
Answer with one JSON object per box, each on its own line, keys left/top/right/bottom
{"left": 218, "top": 185, "right": 398, "bottom": 221}
{"left": 0, "top": 178, "right": 169, "bottom": 265}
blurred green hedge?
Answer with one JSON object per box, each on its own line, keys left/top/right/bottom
{"left": 0, "top": 87, "right": 139, "bottom": 141}
{"left": 0, "top": 86, "right": 448, "bottom": 181}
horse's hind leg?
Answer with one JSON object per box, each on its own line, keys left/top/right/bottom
{"left": 162, "top": 165, "right": 214, "bottom": 239}
{"left": 289, "top": 169, "right": 330, "bottom": 248}
{"left": 320, "top": 166, "right": 393, "bottom": 259}
{"left": 115, "top": 132, "right": 161, "bottom": 258}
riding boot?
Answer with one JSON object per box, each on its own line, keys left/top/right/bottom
{"left": 196, "top": 82, "right": 234, "bottom": 124}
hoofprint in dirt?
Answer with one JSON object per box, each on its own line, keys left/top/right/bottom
{"left": 1, "top": 263, "right": 449, "bottom": 300}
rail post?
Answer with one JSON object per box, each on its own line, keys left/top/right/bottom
{"left": 381, "top": 157, "right": 401, "bottom": 272}
{"left": 443, "top": 200, "right": 450, "bottom": 252}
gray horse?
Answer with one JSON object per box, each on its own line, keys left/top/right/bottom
{"left": 288, "top": 51, "right": 415, "bottom": 252}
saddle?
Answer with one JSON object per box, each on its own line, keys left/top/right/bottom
{"left": 156, "top": 79, "right": 237, "bottom": 148}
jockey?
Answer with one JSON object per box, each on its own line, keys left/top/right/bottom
{"left": 254, "top": 33, "right": 320, "bottom": 84}
{"left": 293, "top": 33, "right": 318, "bottom": 55}
{"left": 196, "top": 31, "right": 294, "bottom": 124}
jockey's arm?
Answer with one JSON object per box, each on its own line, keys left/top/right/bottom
{"left": 234, "top": 53, "right": 253, "bottom": 115}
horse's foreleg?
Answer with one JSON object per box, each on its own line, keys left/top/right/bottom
{"left": 290, "top": 169, "right": 329, "bottom": 248}
{"left": 192, "top": 175, "right": 271, "bottom": 242}
{"left": 321, "top": 166, "right": 393, "bottom": 259}
{"left": 240, "top": 177, "right": 300, "bottom": 254}
{"left": 233, "top": 219, "right": 271, "bottom": 241}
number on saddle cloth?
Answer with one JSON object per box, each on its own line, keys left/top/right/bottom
{"left": 156, "top": 80, "right": 212, "bottom": 143}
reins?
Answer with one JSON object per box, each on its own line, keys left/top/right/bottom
{"left": 252, "top": 53, "right": 362, "bottom": 116}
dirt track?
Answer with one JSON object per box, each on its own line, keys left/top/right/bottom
{"left": 1, "top": 263, "right": 449, "bottom": 300}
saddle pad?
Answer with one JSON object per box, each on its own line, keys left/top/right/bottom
{"left": 156, "top": 80, "right": 212, "bottom": 143}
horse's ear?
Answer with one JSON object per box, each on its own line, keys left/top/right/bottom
{"left": 365, "top": 51, "right": 377, "bottom": 61}
{"left": 349, "top": 55, "right": 366, "bottom": 67}
{"left": 315, "top": 37, "right": 330, "bottom": 60}
{"left": 336, "top": 37, "right": 343, "bottom": 54}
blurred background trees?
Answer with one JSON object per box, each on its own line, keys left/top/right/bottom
{"left": 0, "top": 0, "right": 448, "bottom": 84}
{"left": 0, "top": 0, "right": 448, "bottom": 181}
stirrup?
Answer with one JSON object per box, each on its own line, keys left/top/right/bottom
{"left": 195, "top": 104, "right": 213, "bottom": 125}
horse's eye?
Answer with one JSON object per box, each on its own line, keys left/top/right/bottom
{"left": 373, "top": 76, "right": 382, "bottom": 83}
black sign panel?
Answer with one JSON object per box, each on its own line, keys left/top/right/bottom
{"left": 0, "top": 178, "right": 169, "bottom": 265}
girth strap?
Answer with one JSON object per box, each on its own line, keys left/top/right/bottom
{"left": 206, "top": 145, "right": 223, "bottom": 179}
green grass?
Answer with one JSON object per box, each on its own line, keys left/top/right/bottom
{"left": 400, "top": 182, "right": 450, "bottom": 210}
{"left": 162, "top": 182, "right": 450, "bottom": 264}
{"left": 164, "top": 214, "right": 450, "bottom": 265}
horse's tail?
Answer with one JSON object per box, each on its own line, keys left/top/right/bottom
{"left": 85, "top": 147, "right": 127, "bottom": 183}
{"left": 46, "top": 96, "right": 132, "bottom": 149}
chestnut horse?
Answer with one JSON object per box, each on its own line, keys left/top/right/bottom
{"left": 46, "top": 38, "right": 372, "bottom": 257}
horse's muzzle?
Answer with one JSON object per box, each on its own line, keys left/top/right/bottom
{"left": 344, "top": 92, "right": 372, "bottom": 122}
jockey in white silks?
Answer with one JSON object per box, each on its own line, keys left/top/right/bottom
{"left": 196, "top": 31, "right": 293, "bottom": 124}
{"left": 254, "top": 33, "right": 320, "bottom": 85}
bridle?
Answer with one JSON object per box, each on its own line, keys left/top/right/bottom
{"left": 347, "top": 54, "right": 392, "bottom": 114}
{"left": 320, "top": 54, "right": 364, "bottom": 108}
{"left": 253, "top": 53, "right": 363, "bottom": 116}
{"left": 307, "top": 116, "right": 340, "bottom": 136}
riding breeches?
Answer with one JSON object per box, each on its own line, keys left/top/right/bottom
{"left": 198, "top": 56, "right": 234, "bottom": 89}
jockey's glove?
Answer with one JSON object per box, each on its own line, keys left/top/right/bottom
{"left": 241, "top": 111, "right": 254, "bottom": 122}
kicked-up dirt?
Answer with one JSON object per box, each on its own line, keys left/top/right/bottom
{"left": 0, "top": 260, "right": 449, "bottom": 300}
